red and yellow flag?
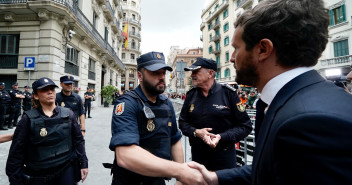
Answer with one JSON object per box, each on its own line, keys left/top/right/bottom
{"left": 122, "top": 22, "right": 128, "bottom": 49}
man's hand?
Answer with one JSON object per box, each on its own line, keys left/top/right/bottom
{"left": 208, "top": 134, "right": 221, "bottom": 148}
{"left": 187, "top": 161, "right": 219, "bottom": 185}
{"left": 81, "top": 168, "right": 88, "bottom": 182}
{"left": 177, "top": 163, "right": 209, "bottom": 185}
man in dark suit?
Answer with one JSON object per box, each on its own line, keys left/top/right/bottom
{"left": 188, "top": 0, "right": 352, "bottom": 184}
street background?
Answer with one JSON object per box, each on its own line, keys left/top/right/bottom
{"left": 0, "top": 99, "right": 189, "bottom": 185}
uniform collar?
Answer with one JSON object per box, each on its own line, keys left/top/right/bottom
{"left": 60, "top": 91, "right": 74, "bottom": 97}
{"left": 37, "top": 106, "right": 60, "bottom": 118}
{"left": 197, "top": 80, "right": 221, "bottom": 96}
{"left": 135, "top": 85, "right": 167, "bottom": 103}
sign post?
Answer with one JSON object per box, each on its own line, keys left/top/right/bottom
{"left": 24, "top": 57, "right": 35, "bottom": 87}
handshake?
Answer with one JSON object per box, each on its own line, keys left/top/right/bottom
{"left": 175, "top": 161, "right": 219, "bottom": 185}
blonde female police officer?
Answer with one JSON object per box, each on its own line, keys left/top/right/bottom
{"left": 6, "top": 77, "right": 88, "bottom": 185}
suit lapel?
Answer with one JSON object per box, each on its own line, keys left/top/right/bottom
{"left": 252, "top": 70, "right": 325, "bottom": 181}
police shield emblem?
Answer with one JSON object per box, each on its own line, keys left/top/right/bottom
{"left": 156, "top": 53, "right": 161, "bottom": 59}
{"left": 40, "top": 128, "right": 48, "bottom": 137}
{"left": 236, "top": 102, "right": 245, "bottom": 112}
{"left": 61, "top": 102, "right": 65, "bottom": 107}
{"left": 115, "top": 102, "right": 125, "bottom": 116}
{"left": 147, "top": 119, "right": 155, "bottom": 132}
{"left": 189, "top": 104, "right": 194, "bottom": 112}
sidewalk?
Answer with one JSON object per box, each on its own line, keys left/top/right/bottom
{"left": 0, "top": 102, "right": 188, "bottom": 185}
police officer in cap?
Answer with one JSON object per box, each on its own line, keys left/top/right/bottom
{"left": 109, "top": 51, "right": 206, "bottom": 185}
{"left": 8, "top": 82, "right": 25, "bottom": 128}
{"left": 0, "top": 82, "right": 11, "bottom": 130}
{"left": 84, "top": 87, "right": 93, "bottom": 118}
{"left": 56, "top": 75, "right": 86, "bottom": 136}
{"left": 179, "top": 57, "right": 253, "bottom": 171}
{"left": 6, "top": 77, "right": 88, "bottom": 185}
{"left": 22, "top": 85, "right": 32, "bottom": 111}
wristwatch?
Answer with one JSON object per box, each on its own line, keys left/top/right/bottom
{"left": 81, "top": 129, "right": 86, "bottom": 133}
{"left": 193, "top": 130, "right": 197, "bottom": 137}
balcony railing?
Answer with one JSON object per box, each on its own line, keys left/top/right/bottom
{"left": 0, "top": 55, "right": 18, "bottom": 68}
{"left": 213, "top": 21, "right": 220, "bottom": 29}
{"left": 129, "top": 31, "right": 141, "bottom": 39}
{"left": 320, "top": 55, "right": 352, "bottom": 66}
{"left": 237, "top": 0, "right": 251, "bottom": 8}
{"left": 213, "top": 35, "right": 221, "bottom": 42}
{"left": 1, "top": 0, "right": 125, "bottom": 70}
{"left": 213, "top": 47, "right": 221, "bottom": 55}
{"left": 200, "top": 35, "right": 203, "bottom": 41}
{"left": 130, "top": 18, "right": 141, "bottom": 27}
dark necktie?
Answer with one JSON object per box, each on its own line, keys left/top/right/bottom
{"left": 255, "top": 99, "right": 267, "bottom": 142}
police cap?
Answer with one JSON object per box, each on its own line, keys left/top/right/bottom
{"left": 0, "top": 82, "right": 4, "bottom": 86}
{"left": 32, "top": 77, "right": 58, "bottom": 91}
{"left": 137, "top": 52, "right": 172, "bottom": 71}
{"left": 184, "top": 57, "right": 217, "bottom": 72}
{"left": 60, "top": 75, "right": 74, "bottom": 84}
{"left": 12, "top": 82, "right": 18, "bottom": 86}
{"left": 24, "top": 85, "right": 29, "bottom": 88}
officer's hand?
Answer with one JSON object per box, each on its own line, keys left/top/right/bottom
{"left": 81, "top": 168, "right": 88, "bottom": 182}
{"left": 195, "top": 128, "right": 212, "bottom": 139}
{"left": 81, "top": 131, "right": 85, "bottom": 137}
{"left": 174, "top": 180, "right": 183, "bottom": 185}
{"left": 208, "top": 134, "right": 221, "bottom": 148}
{"left": 178, "top": 163, "right": 208, "bottom": 185}
{"left": 187, "top": 161, "right": 219, "bottom": 185}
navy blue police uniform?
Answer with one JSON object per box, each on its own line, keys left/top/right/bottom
{"left": 8, "top": 82, "right": 23, "bottom": 128}
{"left": 84, "top": 89, "right": 93, "bottom": 118}
{"left": 0, "top": 82, "right": 11, "bottom": 130}
{"left": 56, "top": 76, "right": 85, "bottom": 121}
{"left": 22, "top": 86, "right": 32, "bottom": 111}
{"left": 109, "top": 52, "right": 182, "bottom": 185}
{"left": 6, "top": 77, "right": 88, "bottom": 185}
{"left": 179, "top": 58, "right": 253, "bottom": 171}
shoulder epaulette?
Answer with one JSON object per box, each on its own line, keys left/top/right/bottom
{"left": 222, "top": 83, "right": 237, "bottom": 92}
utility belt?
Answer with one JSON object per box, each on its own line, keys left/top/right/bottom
{"left": 22, "top": 158, "right": 81, "bottom": 184}
{"left": 103, "top": 163, "right": 168, "bottom": 185}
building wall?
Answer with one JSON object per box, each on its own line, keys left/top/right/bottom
{"left": 0, "top": 0, "right": 125, "bottom": 105}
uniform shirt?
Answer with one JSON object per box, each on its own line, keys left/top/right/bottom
{"left": 23, "top": 91, "right": 32, "bottom": 104}
{"left": 109, "top": 85, "right": 182, "bottom": 150}
{"left": 56, "top": 91, "right": 85, "bottom": 118}
{"left": 84, "top": 92, "right": 93, "bottom": 103}
{"left": 8, "top": 89, "right": 23, "bottom": 104}
{"left": 179, "top": 81, "right": 252, "bottom": 148}
{"left": 6, "top": 106, "right": 88, "bottom": 185}
{"left": 0, "top": 90, "right": 11, "bottom": 104}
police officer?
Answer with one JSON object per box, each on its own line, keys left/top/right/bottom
{"left": 84, "top": 87, "right": 93, "bottom": 118}
{"left": 22, "top": 85, "right": 32, "bottom": 111}
{"left": 56, "top": 75, "right": 86, "bottom": 136}
{"left": 179, "top": 57, "right": 253, "bottom": 171}
{"left": 6, "top": 77, "right": 88, "bottom": 185}
{"left": 0, "top": 82, "right": 11, "bottom": 130}
{"left": 8, "top": 82, "right": 25, "bottom": 129}
{"left": 109, "top": 51, "right": 206, "bottom": 185}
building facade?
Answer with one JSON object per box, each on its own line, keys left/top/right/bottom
{"left": 168, "top": 47, "right": 203, "bottom": 94}
{"left": 0, "top": 0, "right": 126, "bottom": 105}
{"left": 201, "top": 0, "right": 352, "bottom": 85}
{"left": 120, "top": 0, "right": 141, "bottom": 91}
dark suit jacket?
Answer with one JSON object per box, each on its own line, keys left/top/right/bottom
{"left": 216, "top": 70, "right": 352, "bottom": 185}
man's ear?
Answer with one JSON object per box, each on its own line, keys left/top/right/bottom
{"left": 258, "top": 39, "right": 274, "bottom": 62}
{"left": 137, "top": 71, "right": 143, "bottom": 82}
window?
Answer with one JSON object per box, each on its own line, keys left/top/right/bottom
{"left": 88, "top": 58, "right": 96, "bottom": 80}
{"left": 225, "top": 68, "right": 230, "bottom": 77}
{"left": 93, "top": 12, "right": 97, "bottom": 28}
{"left": 216, "top": 70, "right": 221, "bottom": 79}
{"left": 330, "top": 5, "right": 346, "bottom": 26}
{"left": 132, "top": 39, "right": 136, "bottom": 49}
{"left": 208, "top": 23, "right": 212, "bottom": 30}
{"left": 216, "top": 56, "right": 220, "bottom": 67}
{"left": 104, "top": 27, "right": 109, "bottom": 41}
{"left": 0, "top": 34, "right": 20, "bottom": 69}
{"left": 131, "top": 53, "right": 135, "bottom": 59}
{"left": 223, "top": 8, "right": 228, "bottom": 19}
{"left": 225, "top": 52, "right": 229, "bottom": 62}
{"left": 123, "top": 13, "right": 126, "bottom": 19}
{"left": 224, "top": 36, "right": 229, "bottom": 46}
{"left": 110, "top": 70, "right": 113, "bottom": 85}
{"left": 209, "top": 34, "right": 212, "bottom": 41}
{"left": 65, "top": 46, "right": 79, "bottom": 76}
{"left": 129, "top": 70, "right": 134, "bottom": 78}
{"left": 334, "top": 39, "right": 349, "bottom": 57}
{"left": 215, "top": 29, "right": 220, "bottom": 36}
{"left": 132, "top": 27, "right": 136, "bottom": 34}
{"left": 132, "top": 1, "right": 136, "bottom": 6}
{"left": 216, "top": 42, "right": 220, "bottom": 50}
{"left": 88, "top": 83, "right": 95, "bottom": 90}
{"left": 129, "top": 82, "right": 134, "bottom": 90}
{"left": 191, "top": 60, "right": 194, "bottom": 64}
{"left": 209, "top": 46, "right": 213, "bottom": 54}
{"left": 122, "top": 53, "right": 125, "bottom": 59}
{"left": 132, "top": 14, "right": 136, "bottom": 20}
{"left": 223, "top": 23, "right": 229, "bottom": 32}
{"left": 121, "top": 81, "right": 125, "bottom": 91}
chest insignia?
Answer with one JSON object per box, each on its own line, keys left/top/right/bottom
{"left": 236, "top": 102, "right": 245, "bottom": 112}
{"left": 189, "top": 104, "right": 194, "bottom": 112}
{"left": 213, "top": 104, "right": 229, "bottom": 109}
{"left": 61, "top": 102, "right": 65, "bottom": 107}
{"left": 40, "top": 128, "right": 48, "bottom": 137}
{"left": 115, "top": 102, "right": 125, "bottom": 116}
{"left": 147, "top": 119, "right": 155, "bottom": 132}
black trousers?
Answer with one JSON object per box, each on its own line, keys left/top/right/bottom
{"left": 8, "top": 103, "right": 21, "bottom": 127}
{"left": 191, "top": 145, "right": 236, "bottom": 171}
{"left": 84, "top": 101, "right": 91, "bottom": 117}
{"left": 0, "top": 104, "right": 8, "bottom": 128}
{"left": 27, "top": 165, "right": 77, "bottom": 185}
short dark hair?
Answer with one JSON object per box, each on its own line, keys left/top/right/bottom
{"left": 235, "top": 0, "right": 329, "bottom": 68}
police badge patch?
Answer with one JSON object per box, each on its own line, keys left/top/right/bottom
{"left": 115, "top": 102, "right": 125, "bottom": 116}
{"left": 236, "top": 102, "right": 245, "bottom": 112}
